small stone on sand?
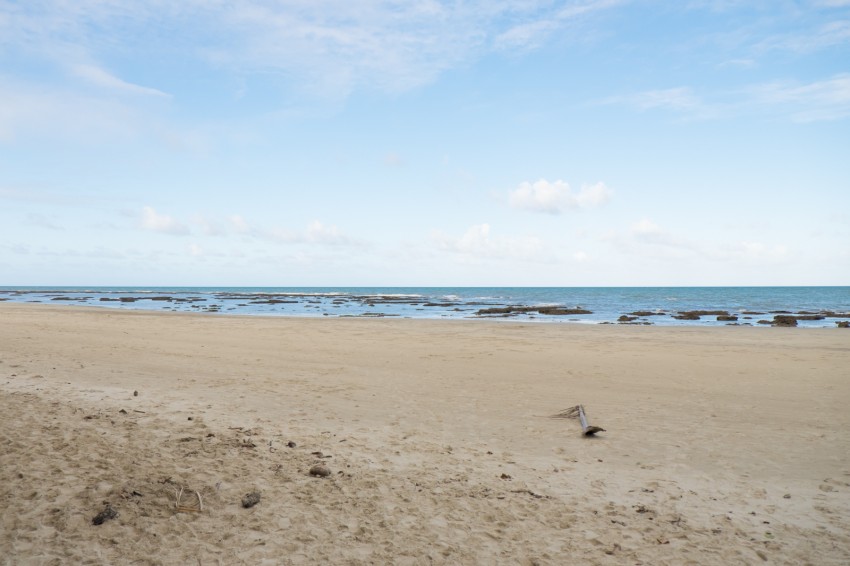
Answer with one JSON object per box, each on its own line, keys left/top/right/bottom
{"left": 309, "top": 464, "right": 331, "bottom": 477}
{"left": 242, "top": 491, "right": 261, "bottom": 508}
{"left": 92, "top": 504, "right": 118, "bottom": 525}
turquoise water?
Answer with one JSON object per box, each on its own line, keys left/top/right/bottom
{"left": 1, "top": 287, "right": 848, "bottom": 327}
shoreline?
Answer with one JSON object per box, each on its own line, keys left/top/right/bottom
{"left": 2, "top": 289, "right": 849, "bottom": 327}
{"left": 2, "top": 300, "right": 846, "bottom": 331}
{"left": 2, "top": 303, "right": 848, "bottom": 564}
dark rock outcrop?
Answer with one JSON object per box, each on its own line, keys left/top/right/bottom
{"left": 475, "top": 305, "right": 592, "bottom": 316}
{"left": 772, "top": 315, "right": 798, "bottom": 327}
{"left": 673, "top": 310, "right": 729, "bottom": 320}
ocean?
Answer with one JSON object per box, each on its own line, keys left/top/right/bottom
{"left": 1, "top": 286, "right": 848, "bottom": 327}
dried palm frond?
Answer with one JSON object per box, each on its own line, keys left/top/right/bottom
{"left": 174, "top": 486, "right": 204, "bottom": 513}
{"left": 550, "top": 405, "right": 582, "bottom": 419}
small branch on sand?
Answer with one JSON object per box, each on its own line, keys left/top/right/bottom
{"left": 550, "top": 405, "right": 605, "bottom": 436}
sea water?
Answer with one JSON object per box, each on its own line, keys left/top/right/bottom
{"left": 1, "top": 286, "right": 848, "bottom": 327}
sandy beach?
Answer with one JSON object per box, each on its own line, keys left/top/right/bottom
{"left": 1, "top": 303, "right": 848, "bottom": 565}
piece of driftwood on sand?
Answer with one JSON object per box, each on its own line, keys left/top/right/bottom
{"left": 551, "top": 405, "right": 606, "bottom": 436}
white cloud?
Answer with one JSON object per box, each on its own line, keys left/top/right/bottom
{"left": 384, "top": 152, "right": 404, "bottom": 167}
{"left": 434, "top": 223, "right": 546, "bottom": 261}
{"left": 0, "top": 77, "right": 137, "bottom": 143}
{"left": 140, "top": 206, "right": 190, "bottom": 235}
{"left": 194, "top": 215, "right": 226, "bottom": 237}
{"left": 711, "top": 241, "right": 790, "bottom": 262}
{"left": 747, "top": 73, "right": 850, "bottom": 122}
{"left": 603, "top": 87, "right": 705, "bottom": 112}
{"left": 758, "top": 19, "right": 850, "bottom": 53}
{"left": 574, "top": 182, "right": 613, "bottom": 207}
{"left": 612, "top": 218, "right": 792, "bottom": 267}
{"left": 192, "top": 214, "right": 361, "bottom": 247}
{"left": 631, "top": 218, "right": 662, "bottom": 236}
{"left": 71, "top": 63, "right": 169, "bottom": 97}
{"left": 509, "top": 179, "right": 569, "bottom": 214}
{"left": 26, "top": 213, "right": 64, "bottom": 230}
{"left": 509, "top": 179, "right": 612, "bottom": 214}
{"left": 496, "top": 0, "right": 623, "bottom": 51}
{"left": 628, "top": 218, "right": 696, "bottom": 251}
{"left": 306, "top": 220, "right": 358, "bottom": 246}
{"left": 230, "top": 215, "right": 252, "bottom": 234}
{"left": 0, "top": 75, "right": 186, "bottom": 146}
{"left": 606, "top": 73, "right": 850, "bottom": 122}
{"left": 0, "top": 1, "right": 625, "bottom": 97}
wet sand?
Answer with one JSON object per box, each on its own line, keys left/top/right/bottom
{"left": 1, "top": 303, "right": 848, "bottom": 565}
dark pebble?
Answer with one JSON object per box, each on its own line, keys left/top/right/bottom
{"left": 309, "top": 465, "right": 331, "bottom": 477}
{"left": 92, "top": 505, "right": 118, "bottom": 525}
{"left": 242, "top": 491, "right": 261, "bottom": 508}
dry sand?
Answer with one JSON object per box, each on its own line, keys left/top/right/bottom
{"left": 1, "top": 303, "right": 848, "bottom": 565}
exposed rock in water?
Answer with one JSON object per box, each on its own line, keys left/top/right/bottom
{"left": 673, "top": 310, "right": 730, "bottom": 320}
{"left": 475, "top": 305, "right": 592, "bottom": 316}
{"left": 717, "top": 315, "right": 738, "bottom": 321}
{"left": 628, "top": 311, "right": 665, "bottom": 317}
{"left": 762, "top": 314, "right": 825, "bottom": 327}
{"left": 475, "top": 307, "right": 518, "bottom": 315}
{"left": 537, "top": 306, "right": 592, "bottom": 315}
{"left": 772, "top": 315, "right": 798, "bottom": 327}
{"left": 672, "top": 312, "right": 700, "bottom": 320}
{"left": 837, "top": 321, "right": 849, "bottom": 328}
{"left": 618, "top": 315, "right": 638, "bottom": 322}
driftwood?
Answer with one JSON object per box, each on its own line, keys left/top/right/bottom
{"left": 551, "top": 405, "right": 605, "bottom": 436}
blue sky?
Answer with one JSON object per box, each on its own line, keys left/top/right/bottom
{"left": 1, "top": 0, "right": 848, "bottom": 286}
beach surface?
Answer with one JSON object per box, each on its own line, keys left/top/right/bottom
{"left": 1, "top": 303, "right": 848, "bottom": 565}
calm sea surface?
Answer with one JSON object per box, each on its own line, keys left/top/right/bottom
{"left": 1, "top": 287, "right": 848, "bottom": 327}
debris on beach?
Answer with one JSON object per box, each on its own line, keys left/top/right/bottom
{"left": 241, "top": 491, "right": 261, "bottom": 508}
{"left": 92, "top": 504, "right": 118, "bottom": 525}
{"left": 174, "top": 486, "right": 203, "bottom": 513}
{"left": 309, "top": 464, "right": 331, "bottom": 477}
{"left": 550, "top": 405, "right": 606, "bottom": 436}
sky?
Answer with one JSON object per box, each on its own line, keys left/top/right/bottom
{"left": 1, "top": 0, "right": 848, "bottom": 287}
